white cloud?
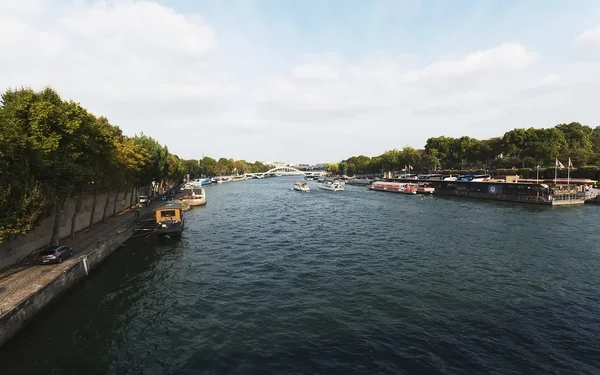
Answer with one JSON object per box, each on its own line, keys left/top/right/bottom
{"left": 420, "top": 43, "right": 538, "bottom": 77}
{"left": 574, "top": 25, "right": 600, "bottom": 45}
{"left": 0, "top": 0, "right": 235, "bottom": 114}
{"left": 1, "top": 1, "right": 600, "bottom": 163}
{"left": 256, "top": 44, "right": 539, "bottom": 122}
{"left": 252, "top": 40, "right": 600, "bottom": 160}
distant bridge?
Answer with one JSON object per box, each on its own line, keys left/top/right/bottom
{"left": 245, "top": 167, "right": 326, "bottom": 178}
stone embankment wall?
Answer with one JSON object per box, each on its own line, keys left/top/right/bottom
{"left": 0, "top": 223, "right": 136, "bottom": 348}
{"left": 0, "top": 188, "right": 140, "bottom": 270}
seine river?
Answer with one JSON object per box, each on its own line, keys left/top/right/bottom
{"left": 1, "top": 177, "right": 599, "bottom": 374}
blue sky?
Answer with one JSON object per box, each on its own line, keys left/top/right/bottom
{"left": 1, "top": 0, "right": 600, "bottom": 163}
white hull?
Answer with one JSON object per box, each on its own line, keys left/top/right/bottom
{"left": 186, "top": 197, "right": 207, "bottom": 206}
{"left": 318, "top": 183, "right": 344, "bottom": 192}
{"left": 182, "top": 188, "right": 207, "bottom": 206}
{"left": 293, "top": 182, "right": 310, "bottom": 192}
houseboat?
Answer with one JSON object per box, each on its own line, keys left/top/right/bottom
{"left": 368, "top": 181, "right": 417, "bottom": 195}
{"left": 415, "top": 183, "right": 435, "bottom": 194}
{"left": 155, "top": 205, "right": 185, "bottom": 237}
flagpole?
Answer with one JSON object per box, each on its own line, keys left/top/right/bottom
{"left": 536, "top": 165, "right": 539, "bottom": 183}
{"left": 554, "top": 158, "right": 557, "bottom": 184}
{"left": 567, "top": 158, "right": 571, "bottom": 187}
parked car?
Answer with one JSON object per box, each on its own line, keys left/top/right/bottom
{"left": 36, "top": 246, "right": 73, "bottom": 264}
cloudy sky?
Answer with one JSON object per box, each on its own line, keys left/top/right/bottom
{"left": 2, "top": 0, "right": 600, "bottom": 163}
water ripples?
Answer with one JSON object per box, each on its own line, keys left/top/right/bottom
{"left": 1, "top": 177, "right": 600, "bottom": 374}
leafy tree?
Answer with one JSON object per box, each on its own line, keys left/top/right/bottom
{"left": 199, "top": 156, "right": 217, "bottom": 176}
{"left": 325, "top": 163, "right": 340, "bottom": 174}
{"left": 0, "top": 87, "right": 185, "bottom": 244}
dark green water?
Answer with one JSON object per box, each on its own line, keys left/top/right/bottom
{"left": 1, "top": 177, "right": 600, "bottom": 374}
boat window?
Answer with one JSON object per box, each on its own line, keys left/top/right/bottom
{"left": 160, "top": 210, "right": 177, "bottom": 218}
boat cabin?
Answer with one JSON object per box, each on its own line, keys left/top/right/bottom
{"left": 155, "top": 206, "right": 183, "bottom": 224}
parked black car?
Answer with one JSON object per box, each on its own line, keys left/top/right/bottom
{"left": 36, "top": 246, "right": 74, "bottom": 264}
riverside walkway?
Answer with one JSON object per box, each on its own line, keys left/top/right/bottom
{"left": 0, "top": 205, "right": 149, "bottom": 317}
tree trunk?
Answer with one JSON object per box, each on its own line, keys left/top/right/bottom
{"left": 50, "top": 194, "right": 69, "bottom": 246}
{"left": 129, "top": 185, "right": 136, "bottom": 207}
{"left": 88, "top": 185, "right": 98, "bottom": 229}
{"left": 102, "top": 189, "right": 111, "bottom": 222}
{"left": 112, "top": 189, "right": 120, "bottom": 216}
{"left": 70, "top": 187, "right": 84, "bottom": 238}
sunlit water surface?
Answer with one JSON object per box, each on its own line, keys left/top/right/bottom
{"left": 1, "top": 177, "right": 600, "bottom": 374}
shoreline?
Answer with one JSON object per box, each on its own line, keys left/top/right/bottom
{"left": 0, "top": 192, "right": 182, "bottom": 348}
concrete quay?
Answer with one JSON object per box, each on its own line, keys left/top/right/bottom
{"left": 0, "top": 189, "right": 186, "bottom": 348}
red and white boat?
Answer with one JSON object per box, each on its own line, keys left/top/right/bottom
{"left": 368, "top": 181, "right": 417, "bottom": 195}
{"left": 415, "top": 183, "right": 435, "bottom": 194}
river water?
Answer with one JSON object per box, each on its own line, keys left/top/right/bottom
{"left": 1, "top": 177, "right": 599, "bottom": 374}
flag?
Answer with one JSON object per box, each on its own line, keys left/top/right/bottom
{"left": 408, "top": 165, "right": 413, "bottom": 170}
{"left": 568, "top": 158, "right": 573, "bottom": 168}
{"left": 556, "top": 159, "right": 564, "bottom": 169}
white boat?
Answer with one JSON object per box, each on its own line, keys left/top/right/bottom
{"left": 181, "top": 188, "right": 207, "bottom": 206}
{"left": 293, "top": 181, "right": 310, "bottom": 192}
{"left": 318, "top": 180, "right": 344, "bottom": 192}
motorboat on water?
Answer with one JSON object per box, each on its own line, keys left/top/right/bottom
{"left": 318, "top": 180, "right": 344, "bottom": 192}
{"left": 192, "top": 178, "right": 212, "bottom": 186}
{"left": 155, "top": 205, "right": 185, "bottom": 237}
{"left": 368, "top": 181, "right": 417, "bottom": 195}
{"left": 181, "top": 188, "right": 207, "bottom": 206}
{"left": 293, "top": 181, "right": 310, "bottom": 192}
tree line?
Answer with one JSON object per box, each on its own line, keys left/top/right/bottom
{"left": 333, "top": 122, "right": 600, "bottom": 177}
{"left": 0, "top": 87, "right": 187, "bottom": 243}
{"left": 182, "top": 157, "right": 270, "bottom": 178}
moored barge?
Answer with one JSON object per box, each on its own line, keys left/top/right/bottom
{"left": 391, "top": 178, "right": 596, "bottom": 206}
{"left": 155, "top": 205, "right": 185, "bottom": 237}
{"left": 368, "top": 181, "right": 417, "bottom": 195}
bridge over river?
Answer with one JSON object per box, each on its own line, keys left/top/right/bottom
{"left": 245, "top": 167, "right": 326, "bottom": 178}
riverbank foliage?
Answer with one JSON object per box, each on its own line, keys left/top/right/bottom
{"left": 183, "top": 157, "right": 270, "bottom": 178}
{"left": 338, "top": 122, "right": 600, "bottom": 178}
{"left": 0, "top": 87, "right": 186, "bottom": 243}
